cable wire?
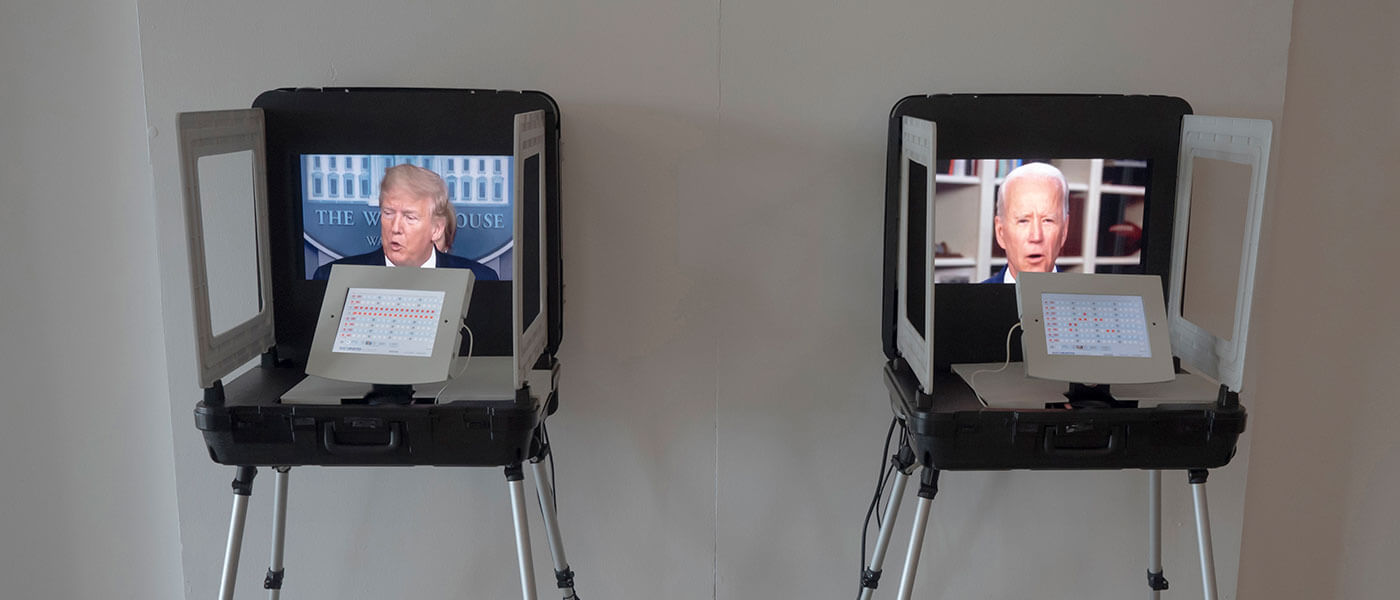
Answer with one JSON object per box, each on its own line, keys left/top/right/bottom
{"left": 968, "top": 321, "right": 1022, "bottom": 406}
{"left": 857, "top": 417, "right": 901, "bottom": 599}
{"left": 433, "top": 322, "right": 474, "bottom": 403}
{"left": 543, "top": 420, "right": 558, "bottom": 509}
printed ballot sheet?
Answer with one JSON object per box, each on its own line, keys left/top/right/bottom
{"left": 1042, "top": 293, "right": 1151, "bottom": 358}
{"left": 332, "top": 287, "right": 446, "bottom": 357}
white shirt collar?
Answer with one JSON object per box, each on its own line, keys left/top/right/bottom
{"left": 1004, "top": 265, "right": 1057, "bottom": 283}
{"left": 385, "top": 249, "right": 437, "bottom": 268}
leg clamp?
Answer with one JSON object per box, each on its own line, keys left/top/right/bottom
{"left": 916, "top": 468, "right": 941, "bottom": 500}
{"left": 892, "top": 445, "right": 916, "bottom": 474}
{"left": 1147, "top": 569, "right": 1169, "bottom": 591}
{"left": 861, "top": 567, "right": 882, "bottom": 589}
{"left": 555, "top": 567, "right": 576, "bottom": 589}
{"left": 556, "top": 567, "right": 580, "bottom": 599}
{"left": 231, "top": 466, "right": 256, "bottom": 496}
{"left": 529, "top": 441, "right": 553, "bottom": 464}
{"left": 264, "top": 568, "right": 285, "bottom": 590}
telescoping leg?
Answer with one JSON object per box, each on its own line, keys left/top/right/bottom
{"left": 1189, "top": 469, "right": 1219, "bottom": 600}
{"left": 220, "top": 466, "right": 257, "bottom": 600}
{"left": 1146, "top": 470, "right": 1168, "bottom": 598}
{"left": 264, "top": 467, "right": 290, "bottom": 600}
{"left": 895, "top": 468, "right": 941, "bottom": 600}
{"left": 506, "top": 464, "right": 540, "bottom": 600}
{"left": 529, "top": 457, "right": 579, "bottom": 600}
{"left": 859, "top": 448, "right": 917, "bottom": 600}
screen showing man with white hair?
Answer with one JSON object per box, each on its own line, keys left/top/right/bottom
{"left": 983, "top": 162, "right": 1070, "bottom": 284}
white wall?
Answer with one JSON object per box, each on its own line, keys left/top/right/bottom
{"left": 0, "top": 1, "right": 185, "bottom": 599}
{"left": 133, "top": 2, "right": 1296, "bottom": 599}
{"left": 1237, "top": 0, "right": 1400, "bottom": 598}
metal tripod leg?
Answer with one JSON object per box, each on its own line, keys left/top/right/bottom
{"left": 895, "top": 468, "right": 940, "bottom": 600}
{"left": 264, "top": 467, "right": 290, "bottom": 599}
{"left": 859, "top": 450, "right": 917, "bottom": 600}
{"left": 220, "top": 466, "right": 257, "bottom": 600}
{"left": 529, "top": 458, "right": 579, "bottom": 600}
{"left": 1189, "top": 469, "right": 1219, "bottom": 600}
{"left": 506, "top": 464, "right": 539, "bottom": 600}
{"left": 1147, "top": 469, "right": 1168, "bottom": 598}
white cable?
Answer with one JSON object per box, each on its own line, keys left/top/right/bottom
{"left": 969, "top": 321, "right": 1022, "bottom": 406}
{"left": 434, "top": 322, "right": 474, "bottom": 404}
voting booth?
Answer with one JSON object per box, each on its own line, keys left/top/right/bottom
{"left": 861, "top": 94, "right": 1271, "bottom": 600}
{"left": 178, "top": 88, "right": 577, "bottom": 600}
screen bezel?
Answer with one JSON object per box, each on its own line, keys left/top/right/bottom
{"left": 882, "top": 94, "right": 1191, "bottom": 369}
{"left": 255, "top": 88, "right": 560, "bottom": 364}
{"left": 1015, "top": 272, "right": 1175, "bottom": 384}
{"left": 305, "top": 264, "right": 474, "bottom": 385}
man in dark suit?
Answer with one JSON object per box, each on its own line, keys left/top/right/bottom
{"left": 982, "top": 162, "right": 1069, "bottom": 283}
{"left": 312, "top": 246, "right": 498, "bottom": 281}
{"left": 312, "top": 164, "right": 499, "bottom": 282}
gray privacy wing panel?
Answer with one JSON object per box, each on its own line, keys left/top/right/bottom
{"left": 1168, "top": 115, "right": 1272, "bottom": 392}
{"left": 512, "top": 110, "right": 548, "bottom": 391}
{"left": 178, "top": 109, "right": 275, "bottom": 388}
{"left": 896, "top": 116, "right": 935, "bottom": 394}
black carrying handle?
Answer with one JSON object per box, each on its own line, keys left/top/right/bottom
{"left": 322, "top": 422, "right": 402, "bottom": 455}
{"left": 1042, "top": 426, "right": 1122, "bottom": 458}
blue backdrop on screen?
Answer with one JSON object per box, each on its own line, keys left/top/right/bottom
{"left": 301, "top": 154, "right": 514, "bottom": 280}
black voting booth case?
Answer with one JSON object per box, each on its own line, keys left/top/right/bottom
{"left": 862, "top": 94, "right": 1271, "bottom": 600}
{"left": 178, "top": 88, "right": 579, "bottom": 600}
{"left": 186, "top": 88, "right": 563, "bottom": 467}
{"left": 880, "top": 94, "right": 1256, "bottom": 470}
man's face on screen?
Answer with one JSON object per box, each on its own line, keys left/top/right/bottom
{"left": 379, "top": 187, "right": 444, "bottom": 267}
{"left": 994, "top": 176, "right": 1068, "bottom": 279}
